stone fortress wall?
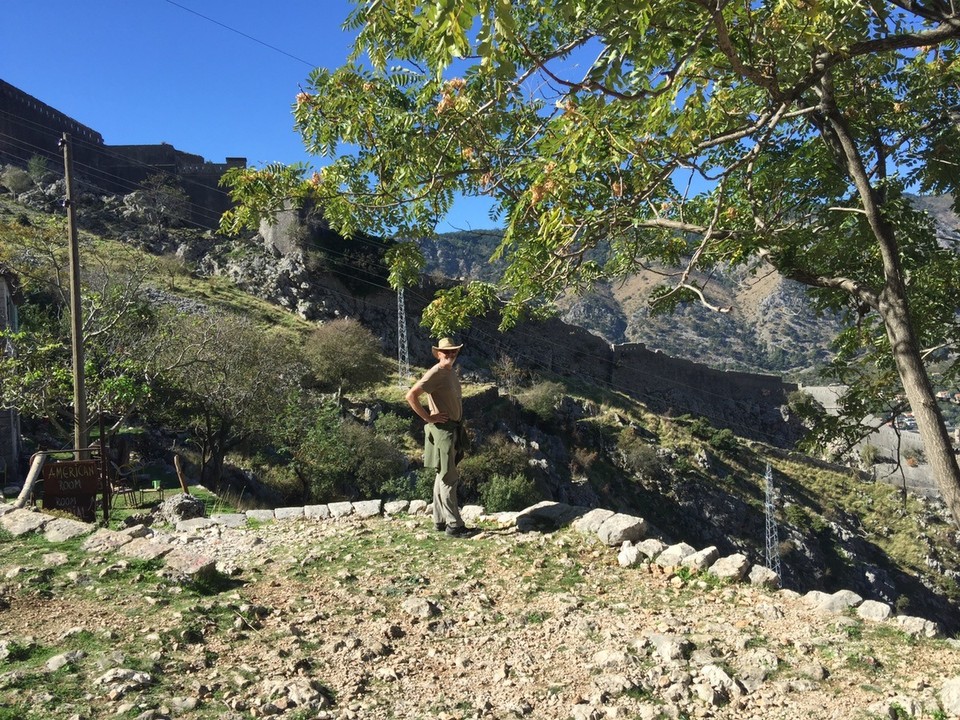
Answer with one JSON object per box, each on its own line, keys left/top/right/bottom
{"left": 0, "top": 79, "right": 244, "bottom": 228}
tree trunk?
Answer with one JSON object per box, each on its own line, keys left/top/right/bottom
{"left": 879, "top": 290, "right": 960, "bottom": 528}
{"left": 820, "top": 94, "right": 960, "bottom": 528}
{"left": 200, "top": 422, "right": 229, "bottom": 490}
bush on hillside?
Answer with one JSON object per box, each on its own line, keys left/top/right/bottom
{"left": 373, "top": 412, "right": 412, "bottom": 445}
{"left": 708, "top": 428, "right": 740, "bottom": 457}
{"left": 480, "top": 472, "right": 544, "bottom": 512}
{"left": 303, "top": 318, "right": 392, "bottom": 401}
{"left": 1, "top": 166, "right": 33, "bottom": 194}
{"left": 516, "top": 380, "right": 565, "bottom": 424}
{"left": 381, "top": 467, "right": 434, "bottom": 501}
{"left": 297, "top": 404, "right": 405, "bottom": 502}
{"left": 617, "top": 427, "right": 661, "bottom": 477}
{"left": 458, "top": 433, "right": 530, "bottom": 501}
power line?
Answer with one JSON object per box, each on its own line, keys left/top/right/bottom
{"left": 163, "top": 0, "right": 318, "bottom": 69}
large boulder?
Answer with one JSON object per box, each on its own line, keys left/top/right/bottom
{"left": 156, "top": 493, "right": 206, "bottom": 525}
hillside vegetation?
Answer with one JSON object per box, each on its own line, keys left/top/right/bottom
{"left": 0, "top": 184, "right": 959, "bottom": 635}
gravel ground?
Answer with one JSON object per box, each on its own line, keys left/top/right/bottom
{"left": 2, "top": 514, "right": 960, "bottom": 720}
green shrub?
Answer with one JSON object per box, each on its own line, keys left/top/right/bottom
{"left": 341, "top": 422, "right": 406, "bottom": 497}
{"left": 381, "top": 467, "right": 435, "bottom": 501}
{"left": 27, "top": 155, "right": 48, "bottom": 182}
{"left": 480, "top": 472, "right": 544, "bottom": 512}
{"left": 458, "top": 433, "right": 530, "bottom": 500}
{"left": 374, "top": 412, "right": 412, "bottom": 444}
{"left": 708, "top": 428, "right": 740, "bottom": 457}
{"left": 618, "top": 427, "right": 661, "bottom": 477}
{"left": 860, "top": 444, "right": 879, "bottom": 466}
{"left": 688, "top": 416, "right": 714, "bottom": 440}
{"left": 1, "top": 166, "right": 33, "bottom": 194}
{"left": 296, "top": 404, "right": 404, "bottom": 502}
{"left": 516, "top": 381, "right": 565, "bottom": 424}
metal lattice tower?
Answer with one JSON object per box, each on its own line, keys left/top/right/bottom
{"left": 397, "top": 288, "right": 410, "bottom": 386}
{"left": 764, "top": 462, "right": 782, "bottom": 579}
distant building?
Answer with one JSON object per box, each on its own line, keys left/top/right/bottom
{"left": 0, "top": 264, "right": 22, "bottom": 484}
{"left": 0, "top": 79, "right": 245, "bottom": 228}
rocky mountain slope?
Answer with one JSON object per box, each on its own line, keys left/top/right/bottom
{"left": 423, "top": 195, "right": 960, "bottom": 378}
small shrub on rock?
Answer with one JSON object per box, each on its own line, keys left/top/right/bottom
{"left": 516, "top": 380, "right": 565, "bottom": 424}
{"left": 1, "top": 166, "right": 33, "bottom": 194}
{"left": 480, "top": 472, "right": 544, "bottom": 513}
{"left": 618, "top": 427, "right": 661, "bottom": 477}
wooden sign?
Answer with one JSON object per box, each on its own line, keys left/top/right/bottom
{"left": 42, "top": 460, "right": 102, "bottom": 521}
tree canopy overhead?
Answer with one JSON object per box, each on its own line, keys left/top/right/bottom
{"left": 221, "top": 0, "right": 960, "bottom": 525}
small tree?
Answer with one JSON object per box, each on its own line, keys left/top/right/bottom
{"left": 140, "top": 173, "right": 190, "bottom": 235}
{"left": 0, "top": 218, "right": 162, "bottom": 439}
{"left": 160, "top": 314, "right": 308, "bottom": 488}
{"left": 26, "top": 155, "right": 48, "bottom": 183}
{"left": 303, "top": 318, "right": 391, "bottom": 403}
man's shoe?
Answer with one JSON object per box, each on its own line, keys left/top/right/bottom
{"left": 445, "top": 525, "right": 471, "bottom": 537}
{"left": 434, "top": 522, "right": 446, "bottom": 532}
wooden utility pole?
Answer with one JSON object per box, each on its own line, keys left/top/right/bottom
{"left": 60, "top": 133, "right": 88, "bottom": 459}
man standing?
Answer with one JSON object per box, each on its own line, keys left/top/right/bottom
{"left": 406, "top": 338, "right": 470, "bottom": 537}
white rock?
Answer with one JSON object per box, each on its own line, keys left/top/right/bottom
{"left": 274, "top": 506, "right": 305, "bottom": 520}
{"left": 401, "top": 597, "right": 438, "bottom": 619}
{"left": 747, "top": 565, "right": 780, "bottom": 589}
{"left": 571, "top": 508, "right": 615, "bottom": 535}
{"left": 802, "top": 590, "right": 832, "bottom": 607}
{"left": 681, "top": 546, "right": 719, "bottom": 572}
{"left": 655, "top": 542, "right": 696, "bottom": 568}
{"left": 708, "top": 553, "right": 750, "bottom": 581}
{"left": 635, "top": 538, "right": 668, "bottom": 559}
{"left": 383, "top": 500, "right": 408, "bottom": 516}
{"left": 327, "top": 502, "right": 353, "bottom": 518}
{"left": 867, "top": 695, "right": 922, "bottom": 719}
{"left": 460, "top": 504, "right": 486, "bottom": 522}
{"left": 892, "top": 614, "right": 942, "bottom": 638}
{"left": 856, "top": 599, "right": 893, "bottom": 622}
{"left": 408, "top": 499, "right": 428, "bottom": 515}
{"left": 304, "top": 504, "right": 330, "bottom": 519}
{"left": 940, "top": 676, "right": 960, "bottom": 717}
{"left": 597, "top": 513, "right": 648, "bottom": 546}
{"left": 353, "top": 499, "right": 383, "bottom": 518}
{"left": 700, "top": 663, "right": 741, "bottom": 697}
{"left": 617, "top": 544, "right": 643, "bottom": 568}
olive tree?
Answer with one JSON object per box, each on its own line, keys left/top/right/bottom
{"left": 158, "top": 313, "right": 308, "bottom": 488}
{"left": 220, "top": 1, "right": 960, "bottom": 526}
{"left": 302, "top": 317, "right": 392, "bottom": 403}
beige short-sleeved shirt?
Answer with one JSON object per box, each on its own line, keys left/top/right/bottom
{"left": 417, "top": 364, "right": 462, "bottom": 422}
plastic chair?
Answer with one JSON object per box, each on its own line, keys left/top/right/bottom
{"left": 140, "top": 477, "right": 165, "bottom": 504}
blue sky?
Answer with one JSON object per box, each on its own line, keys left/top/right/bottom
{"left": 1, "top": 0, "right": 497, "bottom": 231}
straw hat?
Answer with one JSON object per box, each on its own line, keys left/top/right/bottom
{"left": 431, "top": 338, "right": 463, "bottom": 357}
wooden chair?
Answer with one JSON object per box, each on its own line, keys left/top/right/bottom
{"left": 109, "top": 462, "right": 142, "bottom": 508}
